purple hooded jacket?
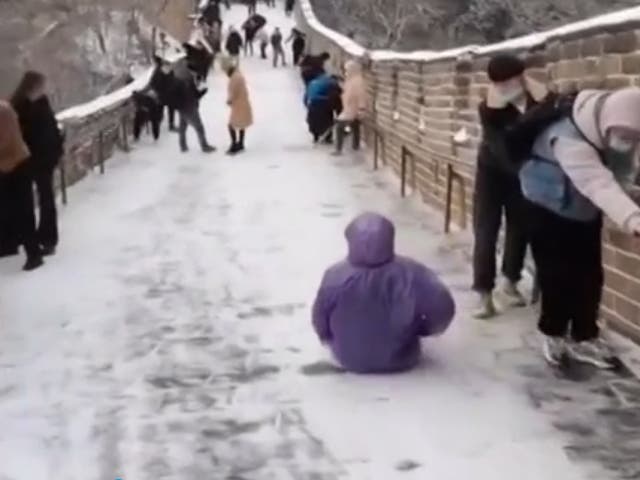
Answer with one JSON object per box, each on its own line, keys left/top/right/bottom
{"left": 312, "top": 212, "right": 455, "bottom": 374}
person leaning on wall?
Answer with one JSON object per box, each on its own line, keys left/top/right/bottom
{"left": 471, "top": 54, "right": 554, "bottom": 319}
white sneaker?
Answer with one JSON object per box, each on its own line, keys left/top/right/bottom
{"left": 501, "top": 280, "right": 527, "bottom": 307}
{"left": 473, "top": 292, "right": 497, "bottom": 319}
{"left": 567, "top": 337, "right": 616, "bottom": 369}
{"left": 543, "top": 336, "right": 567, "bottom": 366}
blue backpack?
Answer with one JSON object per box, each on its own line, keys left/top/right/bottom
{"left": 519, "top": 94, "right": 609, "bottom": 222}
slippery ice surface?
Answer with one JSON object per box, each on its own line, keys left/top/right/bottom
{"left": 2, "top": 5, "right": 640, "bottom": 480}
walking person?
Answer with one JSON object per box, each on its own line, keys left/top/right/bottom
{"left": 242, "top": 19, "right": 256, "bottom": 56}
{"left": 220, "top": 56, "right": 253, "bottom": 155}
{"left": 519, "top": 88, "right": 640, "bottom": 368}
{"left": 171, "top": 60, "right": 216, "bottom": 153}
{"left": 472, "top": 54, "right": 549, "bottom": 318}
{"left": 10, "top": 71, "right": 64, "bottom": 256}
{"left": 148, "top": 56, "right": 177, "bottom": 131}
{"left": 247, "top": 0, "right": 257, "bottom": 15}
{"left": 270, "top": 27, "right": 286, "bottom": 67}
{"left": 285, "top": 0, "right": 294, "bottom": 16}
{"left": 258, "top": 28, "right": 269, "bottom": 60}
{"left": 0, "top": 101, "right": 43, "bottom": 271}
{"left": 333, "top": 60, "right": 367, "bottom": 156}
{"left": 225, "top": 26, "right": 243, "bottom": 65}
{"left": 286, "top": 28, "right": 306, "bottom": 65}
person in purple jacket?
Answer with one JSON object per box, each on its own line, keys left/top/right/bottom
{"left": 312, "top": 212, "right": 456, "bottom": 374}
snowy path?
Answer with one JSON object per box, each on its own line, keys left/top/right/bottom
{"left": 1, "top": 5, "right": 640, "bottom": 480}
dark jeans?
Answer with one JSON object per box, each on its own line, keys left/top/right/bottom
{"left": 34, "top": 167, "right": 58, "bottom": 248}
{"left": 273, "top": 46, "right": 286, "bottom": 67}
{"left": 472, "top": 163, "right": 528, "bottom": 292}
{"left": 0, "top": 162, "right": 40, "bottom": 259}
{"left": 528, "top": 202, "right": 602, "bottom": 341}
{"left": 335, "top": 119, "right": 361, "bottom": 153}
{"left": 178, "top": 107, "right": 210, "bottom": 151}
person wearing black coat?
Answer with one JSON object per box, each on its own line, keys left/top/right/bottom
{"left": 170, "top": 60, "right": 215, "bottom": 153}
{"left": 11, "top": 71, "right": 64, "bottom": 256}
{"left": 287, "top": 28, "right": 305, "bottom": 66}
{"left": 226, "top": 28, "right": 243, "bottom": 60}
{"left": 148, "top": 56, "right": 177, "bottom": 131}
{"left": 285, "top": 0, "right": 294, "bottom": 16}
{"left": 471, "top": 54, "right": 551, "bottom": 318}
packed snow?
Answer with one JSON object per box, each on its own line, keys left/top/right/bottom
{"left": 1, "top": 4, "right": 640, "bottom": 480}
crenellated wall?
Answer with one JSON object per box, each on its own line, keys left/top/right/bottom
{"left": 296, "top": 2, "right": 640, "bottom": 341}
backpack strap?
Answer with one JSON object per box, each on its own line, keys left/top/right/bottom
{"left": 568, "top": 92, "right": 611, "bottom": 164}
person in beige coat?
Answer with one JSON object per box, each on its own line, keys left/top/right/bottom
{"left": 333, "top": 60, "right": 367, "bottom": 155}
{"left": 220, "top": 56, "right": 253, "bottom": 154}
{"left": 0, "top": 100, "right": 43, "bottom": 270}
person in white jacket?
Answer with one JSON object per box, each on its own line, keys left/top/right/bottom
{"left": 522, "top": 87, "right": 640, "bottom": 368}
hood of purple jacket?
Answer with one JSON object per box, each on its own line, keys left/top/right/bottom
{"left": 345, "top": 212, "right": 395, "bottom": 267}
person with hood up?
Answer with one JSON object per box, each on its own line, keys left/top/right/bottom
{"left": 0, "top": 101, "right": 43, "bottom": 271}
{"left": 225, "top": 26, "right": 243, "bottom": 63}
{"left": 312, "top": 212, "right": 455, "bottom": 374}
{"left": 304, "top": 72, "right": 342, "bottom": 143}
{"left": 332, "top": 60, "right": 367, "bottom": 155}
{"left": 472, "top": 54, "right": 550, "bottom": 319}
{"left": 220, "top": 56, "right": 253, "bottom": 155}
{"left": 519, "top": 88, "right": 640, "bottom": 368}
{"left": 11, "top": 71, "right": 64, "bottom": 257}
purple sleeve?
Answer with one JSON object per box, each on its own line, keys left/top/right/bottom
{"left": 312, "top": 271, "right": 335, "bottom": 343}
{"left": 413, "top": 265, "right": 455, "bottom": 337}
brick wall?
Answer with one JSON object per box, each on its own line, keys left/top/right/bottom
{"left": 296, "top": 3, "right": 640, "bottom": 342}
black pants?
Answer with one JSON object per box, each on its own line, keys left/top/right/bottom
{"left": 34, "top": 166, "right": 58, "bottom": 248}
{"left": 178, "top": 108, "right": 210, "bottom": 151}
{"left": 528, "top": 203, "right": 602, "bottom": 341}
{"left": 0, "top": 163, "right": 40, "bottom": 259}
{"left": 260, "top": 42, "right": 268, "bottom": 59}
{"left": 335, "top": 119, "right": 361, "bottom": 152}
{"left": 472, "top": 163, "right": 528, "bottom": 292}
{"left": 307, "top": 101, "right": 334, "bottom": 141}
{"left": 244, "top": 37, "right": 254, "bottom": 56}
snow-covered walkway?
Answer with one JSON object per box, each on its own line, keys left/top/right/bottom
{"left": 2, "top": 5, "right": 640, "bottom": 480}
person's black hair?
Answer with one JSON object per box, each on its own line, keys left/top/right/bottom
{"left": 10, "top": 70, "right": 46, "bottom": 106}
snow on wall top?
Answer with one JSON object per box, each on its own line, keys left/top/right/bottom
{"left": 298, "top": 0, "right": 640, "bottom": 63}
{"left": 56, "top": 50, "right": 183, "bottom": 123}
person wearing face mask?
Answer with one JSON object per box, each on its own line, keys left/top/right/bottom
{"left": 472, "top": 54, "right": 551, "bottom": 318}
{"left": 10, "top": 71, "right": 64, "bottom": 258}
{"left": 519, "top": 88, "right": 640, "bottom": 368}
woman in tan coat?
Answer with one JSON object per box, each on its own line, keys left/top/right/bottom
{"left": 0, "top": 100, "right": 43, "bottom": 270}
{"left": 333, "top": 60, "right": 367, "bottom": 155}
{"left": 221, "top": 56, "right": 253, "bottom": 154}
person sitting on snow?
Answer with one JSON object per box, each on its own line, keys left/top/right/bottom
{"left": 312, "top": 212, "right": 455, "bottom": 374}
